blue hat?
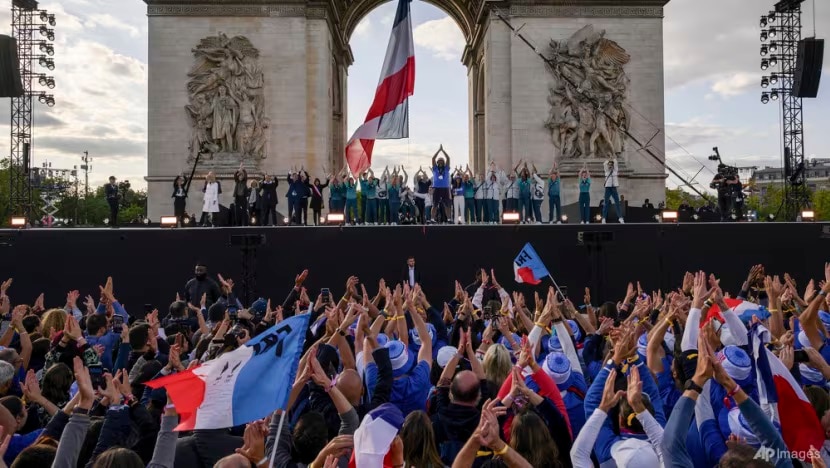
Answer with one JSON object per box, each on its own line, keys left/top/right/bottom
{"left": 376, "top": 333, "right": 389, "bottom": 347}
{"left": 386, "top": 340, "right": 416, "bottom": 377}
{"left": 637, "top": 332, "right": 649, "bottom": 357}
{"left": 567, "top": 320, "right": 582, "bottom": 342}
{"left": 408, "top": 324, "right": 436, "bottom": 350}
{"left": 542, "top": 352, "right": 572, "bottom": 385}
{"left": 718, "top": 345, "right": 752, "bottom": 383}
{"left": 800, "top": 363, "right": 825, "bottom": 387}
{"left": 250, "top": 298, "right": 267, "bottom": 316}
{"left": 499, "top": 333, "right": 521, "bottom": 351}
{"left": 547, "top": 333, "right": 563, "bottom": 352}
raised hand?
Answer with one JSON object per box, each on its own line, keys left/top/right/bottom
{"left": 584, "top": 287, "right": 591, "bottom": 305}
{"left": 73, "top": 357, "right": 94, "bottom": 406}
{"left": 599, "top": 369, "right": 625, "bottom": 412}
{"left": 33, "top": 293, "right": 45, "bottom": 314}
{"left": 0, "top": 278, "right": 11, "bottom": 296}
{"left": 626, "top": 365, "right": 646, "bottom": 413}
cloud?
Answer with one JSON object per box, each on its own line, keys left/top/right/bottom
{"left": 84, "top": 13, "right": 141, "bottom": 38}
{"left": 711, "top": 72, "right": 757, "bottom": 98}
{"left": 414, "top": 17, "right": 464, "bottom": 61}
{"left": 353, "top": 17, "right": 372, "bottom": 39}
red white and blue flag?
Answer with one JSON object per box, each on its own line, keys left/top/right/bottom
{"left": 146, "top": 314, "right": 310, "bottom": 431}
{"left": 345, "top": 0, "right": 415, "bottom": 176}
{"left": 513, "top": 243, "right": 550, "bottom": 285}
{"left": 707, "top": 298, "right": 770, "bottom": 325}
{"left": 750, "top": 323, "right": 823, "bottom": 459}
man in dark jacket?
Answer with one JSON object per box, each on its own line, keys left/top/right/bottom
{"left": 430, "top": 370, "right": 487, "bottom": 465}
{"left": 260, "top": 174, "right": 278, "bottom": 226}
{"left": 105, "top": 176, "right": 119, "bottom": 226}
{"left": 401, "top": 256, "right": 421, "bottom": 287}
{"left": 184, "top": 263, "right": 221, "bottom": 309}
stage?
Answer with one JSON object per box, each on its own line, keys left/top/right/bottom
{"left": 0, "top": 222, "right": 827, "bottom": 313}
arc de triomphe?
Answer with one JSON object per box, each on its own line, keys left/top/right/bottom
{"left": 143, "top": 0, "right": 669, "bottom": 220}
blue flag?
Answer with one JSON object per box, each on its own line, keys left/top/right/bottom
{"left": 513, "top": 242, "right": 550, "bottom": 285}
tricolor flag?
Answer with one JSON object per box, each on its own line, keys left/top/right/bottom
{"left": 708, "top": 298, "right": 770, "bottom": 325}
{"left": 348, "top": 403, "right": 404, "bottom": 468}
{"left": 146, "top": 314, "right": 310, "bottom": 431}
{"left": 513, "top": 242, "right": 550, "bottom": 285}
{"left": 750, "top": 323, "right": 824, "bottom": 459}
{"left": 345, "top": 0, "right": 415, "bottom": 176}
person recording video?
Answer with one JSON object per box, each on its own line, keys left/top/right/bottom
{"left": 711, "top": 164, "right": 738, "bottom": 221}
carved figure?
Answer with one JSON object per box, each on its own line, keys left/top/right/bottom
{"left": 545, "top": 25, "right": 630, "bottom": 159}
{"left": 185, "top": 33, "right": 268, "bottom": 162}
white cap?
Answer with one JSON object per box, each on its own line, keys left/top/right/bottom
{"left": 436, "top": 346, "right": 458, "bottom": 368}
{"left": 610, "top": 438, "right": 659, "bottom": 467}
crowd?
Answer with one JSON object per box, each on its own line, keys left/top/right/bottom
{"left": 184, "top": 154, "right": 631, "bottom": 227}
{"left": 0, "top": 259, "right": 829, "bottom": 467}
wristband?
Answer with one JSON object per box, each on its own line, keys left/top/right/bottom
{"left": 493, "top": 444, "right": 509, "bottom": 456}
{"left": 164, "top": 404, "right": 176, "bottom": 411}
{"left": 819, "top": 290, "right": 828, "bottom": 297}
{"left": 768, "top": 308, "right": 779, "bottom": 313}
{"left": 727, "top": 384, "right": 741, "bottom": 398}
{"left": 534, "top": 322, "right": 547, "bottom": 328}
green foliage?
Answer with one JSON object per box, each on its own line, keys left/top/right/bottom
{"left": 812, "top": 189, "right": 830, "bottom": 221}
{"left": 664, "top": 188, "right": 706, "bottom": 210}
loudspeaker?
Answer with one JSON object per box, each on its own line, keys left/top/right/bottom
{"left": 0, "top": 35, "right": 23, "bottom": 98}
{"left": 793, "top": 38, "right": 824, "bottom": 98}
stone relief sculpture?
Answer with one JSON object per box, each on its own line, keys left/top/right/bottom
{"left": 185, "top": 33, "right": 267, "bottom": 162}
{"left": 545, "top": 25, "right": 631, "bottom": 159}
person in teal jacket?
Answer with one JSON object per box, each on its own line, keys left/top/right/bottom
{"left": 345, "top": 177, "right": 359, "bottom": 224}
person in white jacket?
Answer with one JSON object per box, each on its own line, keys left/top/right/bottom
{"left": 482, "top": 170, "right": 502, "bottom": 224}
{"left": 412, "top": 188, "right": 433, "bottom": 223}
{"left": 201, "top": 172, "right": 222, "bottom": 227}
{"left": 530, "top": 165, "right": 546, "bottom": 224}
{"left": 473, "top": 173, "right": 486, "bottom": 224}
{"left": 602, "top": 157, "right": 624, "bottom": 223}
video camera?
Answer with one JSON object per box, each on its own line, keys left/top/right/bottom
{"left": 708, "top": 147, "right": 738, "bottom": 189}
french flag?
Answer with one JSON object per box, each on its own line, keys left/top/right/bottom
{"left": 146, "top": 314, "right": 310, "bottom": 431}
{"left": 513, "top": 242, "right": 550, "bottom": 285}
{"left": 750, "top": 323, "right": 824, "bottom": 459}
{"left": 345, "top": 0, "right": 415, "bottom": 176}
{"left": 708, "top": 298, "right": 770, "bottom": 325}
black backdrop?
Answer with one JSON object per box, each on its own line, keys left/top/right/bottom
{"left": 0, "top": 223, "right": 827, "bottom": 312}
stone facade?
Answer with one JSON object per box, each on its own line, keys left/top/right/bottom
{"left": 143, "top": 0, "right": 669, "bottom": 220}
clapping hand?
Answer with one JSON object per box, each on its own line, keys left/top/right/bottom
{"left": 599, "top": 369, "right": 625, "bottom": 412}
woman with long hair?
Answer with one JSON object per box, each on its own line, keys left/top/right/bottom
{"left": 482, "top": 344, "right": 512, "bottom": 392}
{"left": 172, "top": 175, "right": 188, "bottom": 227}
{"left": 510, "top": 410, "right": 563, "bottom": 468}
{"left": 400, "top": 411, "right": 445, "bottom": 467}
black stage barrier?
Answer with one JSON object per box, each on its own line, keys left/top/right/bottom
{"left": 0, "top": 223, "right": 827, "bottom": 313}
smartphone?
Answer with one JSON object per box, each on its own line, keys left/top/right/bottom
{"left": 89, "top": 365, "right": 106, "bottom": 390}
{"left": 111, "top": 315, "right": 124, "bottom": 334}
{"left": 794, "top": 350, "right": 810, "bottom": 363}
{"left": 321, "top": 288, "right": 331, "bottom": 304}
{"left": 228, "top": 307, "right": 238, "bottom": 321}
{"left": 483, "top": 305, "right": 493, "bottom": 321}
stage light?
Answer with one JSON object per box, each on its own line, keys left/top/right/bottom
{"left": 160, "top": 216, "right": 177, "bottom": 226}
{"left": 183, "top": 217, "right": 191, "bottom": 225}
{"left": 654, "top": 214, "right": 661, "bottom": 222}
{"left": 662, "top": 211, "right": 678, "bottom": 222}
{"left": 103, "top": 218, "right": 109, "bottom": 225}
{"left": 761, "top": 76, "right": 770, "bottom": 88}
{"left": 46, "top": 96, "right": 55, "bottom": 107}
{"left": 767, "top": 214, "right": 776, "bottom": 222}
{"left": 143, "top": 218, "right": 150, "bottom": 225}
{"left": 801, "top": 210, "right": 815, "bottom": 221}
{"left": 768, "top": 12, "right": 776, "bottom": 23}
{"left": 761, "top": 30, "right": 768, "bottom": 41}
{"left": 770, "top": 90, "right": 779, "bottom": 101}
{"left": 692, "top": 214, "right": 700, "bottom": 221}
{"left": 38, "top": 75, "right": 47, "bottom": 86}
{"left": 769, "top": 41, "right": 778, "bottom": 53}
{"left": 761, "top": 16, "right": 768, "bottom": 27}
{"left": 760, "top": 45, "right": 769, "bottom": 56}
{"left": 283, "top": 217, "right": 289, "bottom": 224}
{"left": 770, "top": 73, "right": 778, "bottom": 84}
{"left": 761, "top": 59, "right": 769, "bottom": 70}
{"left": 730, "top": 213, "right": 737, "bottom": 220}
{"left": 45, "top": 77, "right": 55, "bottom": 89}
{"left": 769, "top": 56, "right": 778, "bottom": 67}
{"left": 39, "top": 42, "right": 54, "bottom": 56}
{"left": 326, "top": 213, "right": 345, "bottom": 224}
{"left": 502, "top": 212, "right": 520, "bottom": 224}
{"left": 39, "top": 10, "right": 48, "bottom": 22}
{"left": 761, "top": 92, "right": 770, "bottom": 104}
{"left": 594, "top": 214, "right": 602, "bottom": 222}
{"left": 560, "top": 214, "right": 568, "bottom": 224}
{"left": 250, "top": 216, "right": 257, "bottom": 225}
{"left": 48, "top": 15, "right": 56, "bottom": 27}
{"left": 10, "top": 217, "right": 26, "bottom": 227}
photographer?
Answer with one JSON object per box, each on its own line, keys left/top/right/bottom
{"left": 711, "top": 165, "right": 736, "bottom": 221}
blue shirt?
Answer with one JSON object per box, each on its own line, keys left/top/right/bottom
{"left": 360, "top": 179, "right": 378, "bottom": 199}
{"left": 390, "top": 360, "right": 431, "bottom": 416}
{"left": 579, "top": 177, "right": 591, "bottom": 193}
{"left": 388, "top": 184, "right": 401, "bottom": 202}
{"left": 548, "top": 178, "right": 561, "bottom": 197}
{"left": 5, "top": 430, "right": 42, "bottom": 466}
{"left": 518, "top": 179, "right": 531, "bottom": 197}
{"left": 330, "top": 183, "right": 344, "bottom": 201}
{"left": 345, "top": 183, "right": 358, "bottom": 200}
{"left": 432, "top": 166, "right": 450, "bottom": 188}
{"left": 86, "top": 332, "right": 121, "bottom": 370}
{"left": 463, "top": 181, "right": 475, "bottom": 198}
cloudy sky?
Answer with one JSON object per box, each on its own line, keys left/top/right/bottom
{"left": 0, "top": 0, "right": 827, "bottom": 191}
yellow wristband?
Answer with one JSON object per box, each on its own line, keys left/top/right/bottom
{"left": 493, "top": 444, "right": 509, "bottom": 456}
{"left": 534, "top": 322, "right": 547, "bottom": 328}
{"left": 769, "top": 308, "right": 779, "bottom": 313}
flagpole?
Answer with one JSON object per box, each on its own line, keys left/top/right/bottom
{"left": 268, "top": 410, "right": 288, "bottom": 468}
{"left": 548, "top": 274, "right": 565, "bottom": 300}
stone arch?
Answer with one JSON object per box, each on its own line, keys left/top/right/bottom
{"left": 341, "top": 0, "right": 476, "bottom": 44}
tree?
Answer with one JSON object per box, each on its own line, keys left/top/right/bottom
{"left": 664, "top": 188, "right": 706, "bottom": 210}
{"left": 812, "top": 189, "right": 830, "bottom": 221}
